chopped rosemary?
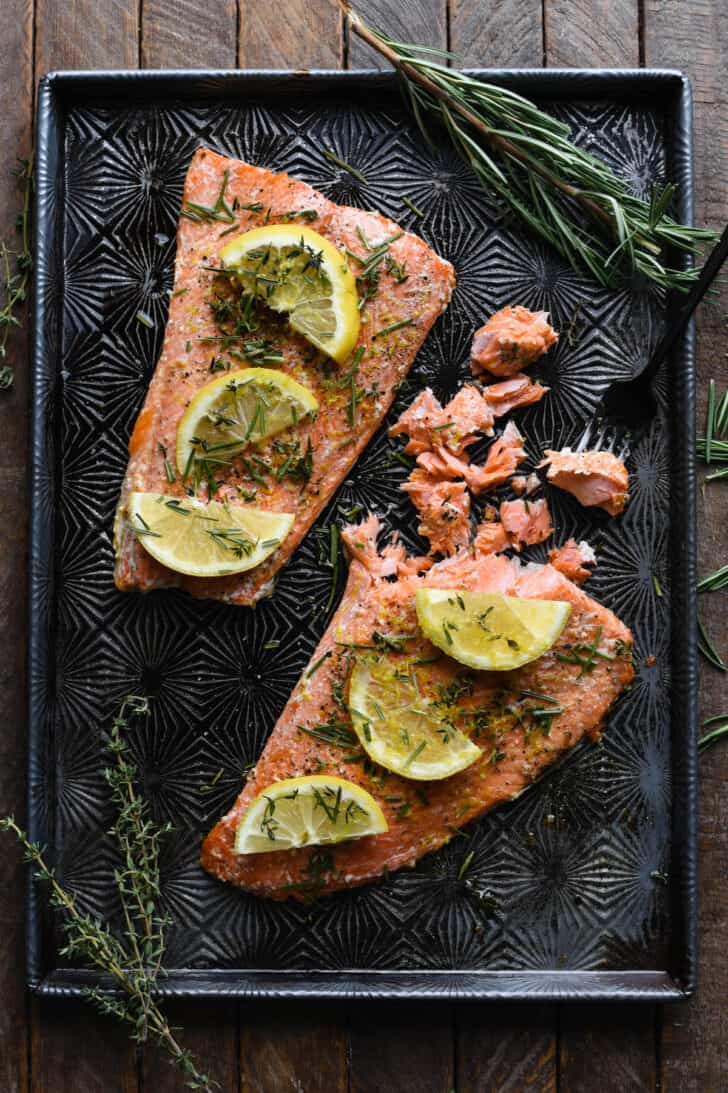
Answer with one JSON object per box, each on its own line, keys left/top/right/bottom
{"left": 158, "top": 442, "right": 175, "bottom": 483}
{"left": 372, "top": 316, "right": 414, "bottom": 339}
{"left": 323, "top": 149, "right": 368, "bottom": 184}
{"left": 181, "top": 169, "right": 235, "bottom": 224}
{"left": 402, "top": 195, "right": 424, "bottom": 217}
{"left": 306, "top": 650, "right": 333, "bottom": 678}
{"left": 135, "top": 309, "right": 154, "bottom": 328}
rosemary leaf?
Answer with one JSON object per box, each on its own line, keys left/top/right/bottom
{"left": 338, "top": 2, "right": 715, "bottom": 290}
{"left": 0, "top": 155, "right": 33, "bottom": 391}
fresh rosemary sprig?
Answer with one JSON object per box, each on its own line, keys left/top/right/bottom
{"left": 697, "top": 378, "right": 728, "bottom": 479}
{"left": 0, "top": 155, "right": 33, "bottom": 390}
{"left": 0, "top": 696, "right": 216, "bottom": 1091}
{"left": 339, "top": 2, "right": 714, "bottom": 290}
{"left": 698, "top": 713, "right": 728, "bottom": 753}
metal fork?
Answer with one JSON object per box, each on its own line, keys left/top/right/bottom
{"left": 589, "top": 221, "right": 728, "bottom": 457}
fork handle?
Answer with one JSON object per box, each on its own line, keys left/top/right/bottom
{"left": 643, "top": 221, "right": 728, "bottom": 377}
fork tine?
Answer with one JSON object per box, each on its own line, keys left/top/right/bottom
{"left": 573, "top": 418, "right": 631, "bottom": 461}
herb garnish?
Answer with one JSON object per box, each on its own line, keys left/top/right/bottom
{"left": 181, "top": 169, "right": 235, "bottom": 224}
{"left": 322, "top": 150, "right": 368, "bottom": 184}
{"left": 698, "top": 713, "right": 728, "bottom": 753}
{"left": 402, "top": 195, "right": 424, "bottom": 217}
{"left": 0, "top": 697, "right": 215, "bottom": 1090}
{"left": 0, "top": 155, "right": 33, "bottom": 390}
{"left": 339, "top": 2, "right": 714, "bottom": 290}
{"left": 372, "top": 316, "right": 414, "bottom": 339}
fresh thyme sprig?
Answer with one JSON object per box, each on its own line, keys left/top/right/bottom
{"left": 338, "top": 2, "right": 714, "bottom": 290}
{"left": 0, "top": 696, "right": 216, "bottom": 1091}
{"left": 0, "top": 155, "right": 33, "bottom": 390}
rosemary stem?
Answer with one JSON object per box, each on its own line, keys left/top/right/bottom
{"left": 342, "top": 4, "right": 614, "bottom": 233}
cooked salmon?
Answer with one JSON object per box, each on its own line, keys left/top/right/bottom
{"left": 401, "top": 470, "right": 471, "bottom": 556}
{"left": 548, "top": 538, "right": 596, "bottom": 586}
{"left": 113, "top": 148, "right": 456, "bottom": 604}
{"left": 483, "top": 372, "right": 548, "bottom": 415}
{"left": 540, "top": 448, "right": 629, "bottom": 516}
{"left": 200, "top": 515, "right": 633, "bottom": 900}
{"left": 466, "top": 420, "right": 527, "bottom": 495}
{"left": 471, "top": 306, "right": 558, "bottom": 378}
{"left": 389, "top": 385, "right": 494, "bottom": 456}
{"left": 500, "top": 497, "right": 554, "bottom": 550}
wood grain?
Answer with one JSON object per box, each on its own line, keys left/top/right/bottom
{"left": 239, "top": 1, "right": 341, "bottom": 68}
{"left": 142, "top": 1001, "right": 239, "bottom": 1091}
{"left": 348, "top": 1004, "right": 454, "bottom": 1093}
{"left": 456, "top": 1003, "right": 556, "bottom": 1092}
{"left": 30, "top": 1001, "right": 138, "bottom": 1093}
{"left": 450, "top": 0, "right": 544, "bottom": 66}
{"left": 0, "top": 1, "right": 35, "bottom": 1091}
{"left": 560, "top": 1005, "right": 658, "bottom": 1092}
{"left": 544, "top": 0, "right": 639, "bottom": 67}
{"left": 347, "top": 0, "right": 447, "bottom": 68}
{"left": 34, "top": 0, "right": 139, "bottom": 74}
{"left": 31, "top": 5, "right": 142, "bottom": 1090}
{"left": 142, "top": 0, "right": 237, "bottom": 68}
{"left": 645, "top": 2, "right": 728, "bottom": 1090}
{"left": 240, "top": 1005, "right": 346, "bottom": 1092}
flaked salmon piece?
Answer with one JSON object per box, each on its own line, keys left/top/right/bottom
{"left": 200, "top": 514, "right": 633, "bottom": 900}
{"left": 549, "top": 539, "right": 596, "bottom": 586}
{"left": 472, "top": 519, "right": 510, "bottom": 556}
{"left": 471, "top": 306, "right": 558, "bottom": 378}
{"left": 389, "top": 388, "right": 448, "bottom": 456}
{"left": 402, "top": 469, "right": 471, "bottom": 556}
{"left": 467, "top": 421, "right": 527, "bottom": 495}
{"left": 113, "top": 148, "right": 455, "bottom": 605}
{"left": 511, "top": 472, "right": 541, "bottom": 496}
{"left": 484, "top": 372, "right": 548, "bottom": 416}
{"left": 540, "top": 448, "right": 629, "bottom": 516}
{"left": 390, "top": 384, "right": 494, "bottom": 457}
{"left": 416, "top": 446, "right": 471, "bottom": 481}
{"left": 439, "top": 384, "right": 495, "bottom": 451}
{"left": 500, "top": 497, "right": 554, "bottom": 550}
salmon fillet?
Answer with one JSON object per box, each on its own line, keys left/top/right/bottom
{"left": 113, "top": 148, "right": 455, "bottom": 604}
{"left": 200, "top": 515, "right": 633, "bottom": 900}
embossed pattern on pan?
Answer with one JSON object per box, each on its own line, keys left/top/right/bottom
{"left": 29, "top": 71, "right": 696, "bottom": 1000}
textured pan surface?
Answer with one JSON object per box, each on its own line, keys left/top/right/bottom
{"left": 29, "top": 70, "right": 696, "bottom": 999}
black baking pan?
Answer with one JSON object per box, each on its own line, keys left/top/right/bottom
{"left": 28, "top": 68, "right": 697, "bottom": 1000}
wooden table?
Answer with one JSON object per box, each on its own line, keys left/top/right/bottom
{"left": 1, "top": 1, "right": 726, "bottom": 1089}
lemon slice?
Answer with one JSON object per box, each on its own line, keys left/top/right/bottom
{"left": 416, "top": 589, "right": 571, "bottom": 672}
{"left": 220, "top": 225, "right": 360, "bottom": 363}
{"left": 347, "top": 654, "right": 482, "bottom": 781}
{"left": 234, "top": 775, "right": 388, "bottom": 854}
{"left": 127, "top": 492, "right": 294, "bottom": 578}
{"left": 176, "top": 367, "right": 318, "bottom": 477}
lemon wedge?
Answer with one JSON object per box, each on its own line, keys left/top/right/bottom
{"left": 127, "top": 492, "right": 294, "bottom": 578}
{"left": 415, "top": 589, "right": 571, "bottom": 672}
{"left": 347, "top": 654, "right": 482, "bottom": 781}
{"left": 234, "top": 775, "right": 388, "bottom": 854}
{"left": 176, "top": 367, "right": 318, "bottom": 478}
{"left": 220, "top": 225, "right": 360, "bottom": 363}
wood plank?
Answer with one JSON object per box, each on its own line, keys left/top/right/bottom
{"left": 347, "top": 0, "right": 447, "bottom": 68}
{"left": 34, "top": 0, "right": 139, "bottom": 74}
{"left": 31, "top": 5, "right": 141, "bottom": 1089}
{"left": 457, "top": 1003, "right": 556, "bottom": 1092}
{"left": 142, "top": 1001, "right": 239, "bottom": 1091}
{"left": 450, "top": 0, "right": 544, "bottom": 66}
{"left": 30, "top": 1000, "right": 137, "bottom": 1093}
{"left": 239, "top": 2, "right": 341, "bottom": 68}
{"left": 0, "top": 0, "right": 36, "bottom": 1091}
{"left": 645, "top": 2, "right": 728, "bottom": 1090}
{"left": 240, "top": 1005, "right": 346, "bottom": 1093}
{"left": 348, "top": 1004, "right": 454, "bottom": 1093}
{"left": 560, "top": 1005, "right": 657, "bottom": 1092}
{"left": 142, "top": 0, "right": 237, "bottom": 68}
{"left": 544, "top": 0, "right": 639, "bottom": 67}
